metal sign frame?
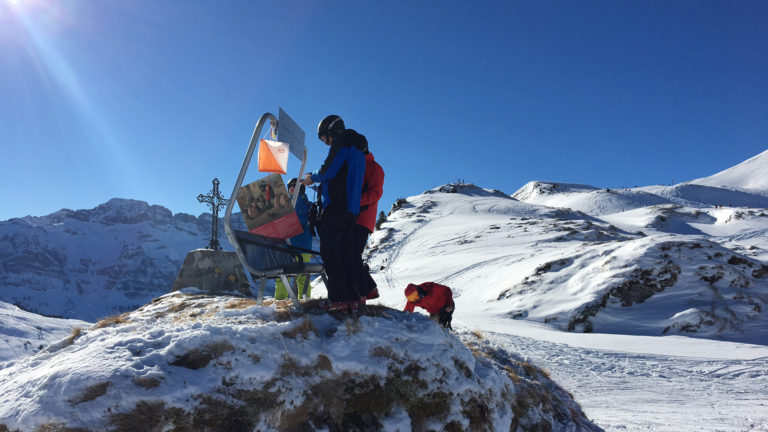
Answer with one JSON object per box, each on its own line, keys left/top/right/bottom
{"left": 223, "top": 111, "right": 310, "bottom": 309}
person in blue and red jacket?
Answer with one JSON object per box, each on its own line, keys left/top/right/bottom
{"left": 301, "top": 115, "right": 366, "bottom": 311}
{"left": 353, "top": 148, "right": 384, "bottom": 303}
{"left": 404, "top": 282, "right": 455, "bottom": 329}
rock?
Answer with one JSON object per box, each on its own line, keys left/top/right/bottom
{"left": 171, "top": 249, "right": 250, "bottom": 296}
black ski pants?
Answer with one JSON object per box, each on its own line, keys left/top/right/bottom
{"left": 319, "top": 206, "right": 360, "bottom": 303}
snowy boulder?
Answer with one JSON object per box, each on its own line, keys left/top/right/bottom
{"left": 0, "top": 292, "right": 600, "bottom": 432}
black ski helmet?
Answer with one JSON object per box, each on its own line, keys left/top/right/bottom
{"left": 317, "top": 115, "right": 345, "bottom": 140}
{"left": 287, "top": 177, "right": 305, "bottom": 195}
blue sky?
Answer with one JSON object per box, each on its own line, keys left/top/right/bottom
{"left": 1, "top": 0, "right": 766, "bottom": 221}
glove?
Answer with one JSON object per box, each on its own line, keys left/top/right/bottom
{"left": 438, "top": 306, "right": 453, "bottom": 330}
{"left": 308, "top": 203, "right": 320, "bottom": 237}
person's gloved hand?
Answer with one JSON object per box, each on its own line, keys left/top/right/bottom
{"left": 308, "top": 203, "right": 320, "bottom": 237}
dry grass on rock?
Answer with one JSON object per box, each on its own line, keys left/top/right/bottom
{"left": 224, "top": 298, "right": 259, "bottom": 309}
{"left": 281, "top": 318, "right": 319, "bottom": 339}
{"left": 132, "top": 376, "right": 162, "bottom": 390}
{"left": 68, "top": 382, "right": 110, "bottom": 405}
{"left": 62, "top": 327, "right": 82, "bottom": 348}
{"left": 91, "top": 313, "right": 131, "bottom": 330}
{"left": 169, "top": 340, "right": 234, "bottom": 370}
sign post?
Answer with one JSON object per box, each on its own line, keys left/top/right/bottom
{"left": 278, "top": 108, "right": 307, "bottom": 207}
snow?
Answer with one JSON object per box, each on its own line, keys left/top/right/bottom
{"left": 688, "top": 149, "right": 768, "bottom": 194}
{"left": 362, "top": 184, "right": 768, "bottom": 344}
{"left": 513, "top": 181, "right": 673, "bottom": 216}
{"left": 2, "top": 150, "right": 768, "bottom": 431}
{"left": 0, "top": 301, "right": 90, "bottom": 362}
{"left": 476, "top": 326, "right": 768, "bottom": 432}
{"left": 355, "top": 163, "right": 768, "bottom": 430}
{"left": 0, "top": 292, "right": 597, "bottom": 431}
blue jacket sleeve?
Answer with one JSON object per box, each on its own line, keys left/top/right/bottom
{"left": 311, "top": 146, "right": 349, "bottom": 183}
{"left": 294, "top": 194, "right": 310, "bottom": 227}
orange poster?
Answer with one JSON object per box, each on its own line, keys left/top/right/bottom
{"left": 235, "top": 174, "right": 303, "bottom": 240}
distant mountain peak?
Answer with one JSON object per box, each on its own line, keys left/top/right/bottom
{"left": 88, "top": 198, "right": 173, "bottom": 225}
{"left": 18, "top": 198, "right": 174, "bottom": 226}
{"left": 512, "top": 181, "right": 600, "bottom": 201}
{"left": 687, "top": 149, "right": 768, "bottom": 195}
{"left": 0, "top": 198, "right": 247, "bottom": 321}
{"left": 425, "top": 182, "right": 511, "bottom": 198}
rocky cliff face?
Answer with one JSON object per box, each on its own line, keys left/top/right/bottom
{"left": 0, "top": 199, "right": 246, "bottom": 321}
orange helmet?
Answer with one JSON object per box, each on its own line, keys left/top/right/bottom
{"left": 405, "top": 284, "right": 420, "bottom": 302}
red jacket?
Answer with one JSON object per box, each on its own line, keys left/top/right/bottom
{"left": 356, "top": 153, "right": 384, "bottom": 232}
{"left": 404, "top": 282, "right": 454, "bottom": 315}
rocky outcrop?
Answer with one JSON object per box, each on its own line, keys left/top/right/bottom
{"left": 171, "top": 249, "right": 250, "bottom": 296}
{"left": 0, "top": 294, "right": 602, "bottom": 432}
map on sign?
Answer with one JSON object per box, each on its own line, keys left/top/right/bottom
{"left": 278, "top": 108, "right": 306, "bottom": 160}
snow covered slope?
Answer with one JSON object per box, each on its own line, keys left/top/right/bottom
{"left": 0, "top": 291, "right": 599, "bottom": 432}
{"left": 514, "top": 151, "right": 768, "bottom": 215}
{"left": 514, "top": 181, "right": 768, "bottom": 216}
{"left": 362, "top": 183, "right": 768, "bottom": 344}
{"left": 636, "top": 183, "right": 768, "bottom": 208}
{"left": 513, "top": 181, "right": 673, "bottom": 216}
{"left": 0, "top": 199, "right": 245, "bottom": 321}
{"left": 688, "top": 148, "right": 768, "bottom": 194}
{"left": 0, "top": 300, "right": 89, "bottom": 362}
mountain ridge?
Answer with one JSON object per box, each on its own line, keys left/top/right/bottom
{"left": 0, "top": 198, "right": 246, "bottom": 321}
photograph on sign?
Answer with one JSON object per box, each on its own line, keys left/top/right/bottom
{"left": 236, "top": 173, "right": 303, "bottom": 240}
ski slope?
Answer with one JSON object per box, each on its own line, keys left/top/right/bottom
{"left": 688, "top": 149, "right": 768, "bottom": 194}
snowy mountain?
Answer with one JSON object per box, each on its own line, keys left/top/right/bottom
{"left": 514, "top": 181, "right": 768, "bottom": 216}
{"left": 688, "top": 148, "right": 768, "bottom": 194}
{"left": 0, "top": 291, "right": 600, "bottom": 431}
{"left": 364, "top": 182, "right": 768, "bottom": 344}
{"left": 0, "top": 199, "right": 245, "bottom": 321}
{"left": 512, "top": 181, "right": 672, "bottom": 216}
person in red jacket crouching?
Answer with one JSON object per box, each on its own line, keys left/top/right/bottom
{"left": 404, "top": 282, "right": 454, "bottom": 329}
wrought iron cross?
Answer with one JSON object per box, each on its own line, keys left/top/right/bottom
{"left": 197, "top": 178, "right": 229, "bottom": 250}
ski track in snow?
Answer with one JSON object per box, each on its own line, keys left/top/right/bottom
{"left": 476, "top": 330, "right": 768, "bottom": 432}
{"left": 382, "top": 216, "right": 437, "bottom": 290}
{"left": 436, "top": 255, "right": 515, "bottom": 286}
